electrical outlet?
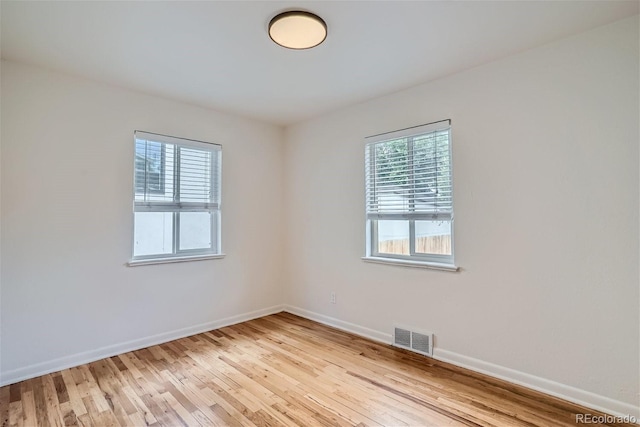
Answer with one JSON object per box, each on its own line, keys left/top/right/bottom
{"left": 330, "top": 292, "right": 336, "bottom": 304}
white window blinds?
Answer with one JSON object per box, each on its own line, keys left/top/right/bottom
{"left": 365, "top": 122, "right": 452, "bottom": 221}
{"left": 134, "top": 131, "right": 221, "bottom": 213}
{"left": 132, "top": 131, "right": 222, "bottom": 262}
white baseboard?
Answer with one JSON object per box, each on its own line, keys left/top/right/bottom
{"left": 432, "top": 349, "right": 640, "bottom": 421}
{"left": 283, "top": 305, "right": 392, "bottom": 344}
{"left": 3, "top": 304, "right": 638, "bottom": 422}
{"left": 0, "top": 304, "right": 284, "bottom": 387}
{"left": 283, "top": 305, "right": 640, "bottom": 421}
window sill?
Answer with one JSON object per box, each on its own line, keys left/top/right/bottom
{"left": 127, "top": 254, "right": 225, "bottom": 267}
{"left": 361, "top": 256, "right": 459, "bottom": 272}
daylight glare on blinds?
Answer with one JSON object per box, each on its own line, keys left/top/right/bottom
{"left": 134, "top": 131, "right": 221, "bottom": 212}
{"left": 365, "top": 124, "right": 452, "bottom": 221}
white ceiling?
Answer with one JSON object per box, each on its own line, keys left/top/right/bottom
{"left": 2, "top": 1, "right": 638, "bottom": 126}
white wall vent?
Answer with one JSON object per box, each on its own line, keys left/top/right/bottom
{"left": 393, "top": 325, "right": 433, "bottom": 357}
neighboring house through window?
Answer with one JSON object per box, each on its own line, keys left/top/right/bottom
{"left": 131, "top": 131, "right": 222, "bottom": 264}
{"left": 364, "top": 120, "right": 456, "bottom": 270}
{"left": 135, "top": 141, "right": 165, "bottom": 194}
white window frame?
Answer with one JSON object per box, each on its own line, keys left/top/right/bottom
{"left": 363, "top": 120, "right": 458, "bottom": 271}
{"left": 129, "top": 131, "right": 223, "bottom": 266}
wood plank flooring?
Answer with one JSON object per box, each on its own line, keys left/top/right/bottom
{"left": 0, "top": 312, "right": 633, "bottom": 426}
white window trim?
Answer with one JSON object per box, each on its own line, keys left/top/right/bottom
{"left": 361, "top": 256, "right": 459, "bottom": 272}
{"left": 364, "top": 120, "right": 458, "bottom": 271}
{"left": 129, "top": 131, "right": 222, "bottom": 264}
{"left": 127, "top": 253, "right": 225, "bottom": 267}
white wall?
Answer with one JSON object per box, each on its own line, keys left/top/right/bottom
{"left": 283, "top": 16, "right": 639, "bottom": 412}
{"left": 0, "top": 61, "right": 285, "bottom": 380}
{"left": 1, "top": 15, "right": 638, "bottom": 419}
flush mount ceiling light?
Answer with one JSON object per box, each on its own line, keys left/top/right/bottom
{"left": 268, "top": 11, "right": 327, "bottom": 50}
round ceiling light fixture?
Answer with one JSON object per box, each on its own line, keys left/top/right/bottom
{"left": 268, "top": 11, "right": 327, "bottom": 50}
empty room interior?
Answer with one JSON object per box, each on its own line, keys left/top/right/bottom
{"left": 1, "top": 1, "right": 639, "bottom": 426}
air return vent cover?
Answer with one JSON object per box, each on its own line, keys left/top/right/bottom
{"left": 393, "top": 325, "right": 433, "bottom": 357}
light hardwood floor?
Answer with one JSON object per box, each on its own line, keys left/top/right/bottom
{"left": 0, "top": 312, "right": 633, "bottom": 426}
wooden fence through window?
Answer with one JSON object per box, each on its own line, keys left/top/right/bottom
{"left": 378, "top": 235, "right": 451, "bottom": 256}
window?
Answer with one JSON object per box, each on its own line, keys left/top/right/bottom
{"left": 131, "top": 131, "right": 222, "bottom": 264}
{"left": 135, "top": 141, "right": 165, "bottom": 194}
{"left": 364, "top": 120, "right": 456, "bottom": 269}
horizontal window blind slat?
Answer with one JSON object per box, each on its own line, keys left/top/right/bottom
{"left": 134, "top": 201, "right": 219, "bottom": 212}
{"left": 365, "top": 183, "right": 452, "bottom": 189}
{"left": 366, "top": 212, "right": 452, "bottom": 221}
{"left": 365, "top": 199, "right": 453, "bottom": 205}
{"left": 366, "top": 206, "right": 453, "bottom": 212}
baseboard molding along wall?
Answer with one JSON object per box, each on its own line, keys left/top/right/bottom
{"left": 284, "top": 305, "right": 392, "bottom": 344}
{"left": 282, "top": 305, "right": 640, "bottom": 421}
{"left": 0, "top": 304, "right": 285, "bottom": 387}
{"left": 2, "top": 304, "right": 638, "bottom": 422}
